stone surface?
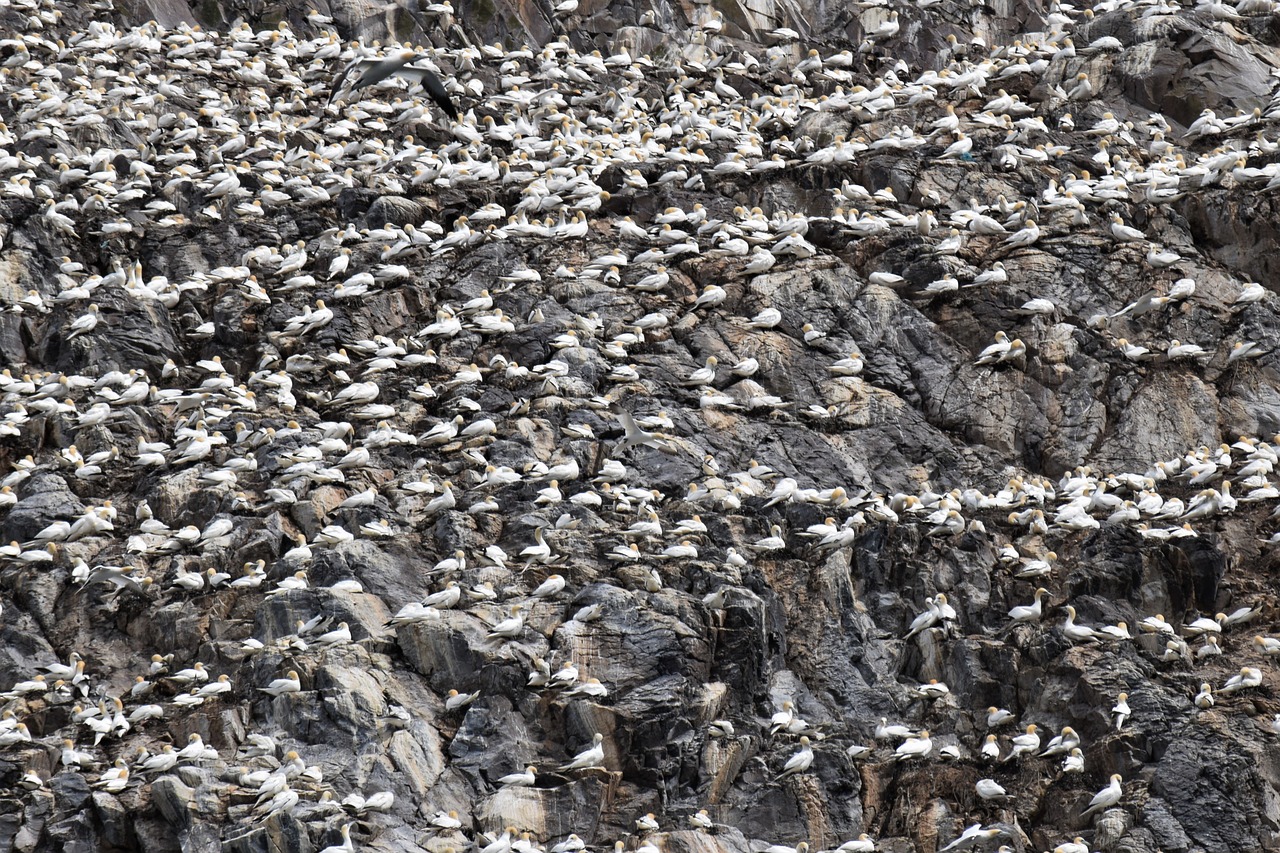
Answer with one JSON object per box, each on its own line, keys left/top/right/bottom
{"left": 1, "top": 0, "right": 1279, "bottom": 852}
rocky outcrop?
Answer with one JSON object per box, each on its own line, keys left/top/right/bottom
{"left": 1, "top": 0, "right": 1280, "bottom": 852}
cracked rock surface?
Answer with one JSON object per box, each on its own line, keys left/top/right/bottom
{"left": 2, "top": 0, "right": 1280, "bottom": 852}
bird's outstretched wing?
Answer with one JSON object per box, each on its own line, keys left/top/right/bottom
{"left": 328, "top": 51, "right": 458, "bottom": 120}
{"left": 326, "top": 55, "right": 378, "bottom": 107}
{"left": 399, "top": 65, "right": 459, "bottom": 120}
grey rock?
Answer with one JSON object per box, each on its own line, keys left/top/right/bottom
{"left": 1139, "top": 798, "right": 1193, "bottom": 853}
{"left": 3, "top": 0, "right": 1280, "bottom": 852}
{"left": 151, "top": 776, "right": 196, "bottom": 829}
{"left": 1, "top": 473, "right": 85, "bottom": 544}
{"left": 90, "top": 792, "right": 136, "bottom": 849}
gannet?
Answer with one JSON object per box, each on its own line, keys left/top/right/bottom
{"left": 66, "top": 304, "right": 101, "bottom": 339}
{"left": 430, "top": 810, "right": 464, "bottom": 832}
{"left": 1234, "top": 281, "right": 1266, "bottom": 305}
{"left": 1014, "top": 552, "right": 1057, "bottom": 579}
{"left": 1221, "top": 667, "right": 1263, "bottom": 693}
{"left": 489, "top": 604, "right": 526, "bottom": 639}
{"left": 1081, "top": 774, "right": 1124, "bottom": 817}
{"left": 769, "top": 701, "right": 800, "bottom": 735}
{"left": 329, "top": 49, "right": 458, "bottom": 119}
{"left": 316, "top": 824, "right": 355, "bottom": 853}
{"left": 974, "top": 331, "right": 1015, "bottom": 366}
{"left": 835, "top": 835, "right": 875, "bottom": 853}
{"left": 747, "top": 307, "right": 783, "bottom": 329}
{"left": 986, "top": 707, "right": 1016, "bottom": 728}
{"left": 498, "top": 766, "right": 537, "bottom": 787}
{"left": 1196, "top": 634, "right": 1223, "bottom": 660}
{"left": 976, "top": 778, "right": 1010, "bottom": 801}
{"left": 1218, "top": 604, "right": 1256, "bottom": 627}
{"left": 1040, "top": 726, "right": 1080, "bottom": 757}
{"left": 893, "top": 730, "right": 932, "bottom": 761}
{"left": 969, "top": 262, "right": 1008, "bottom": 287}
{"left": 313, "top": 622, "right": 352, "bottom": 647}
{"left": 445, "top": 689, "right": 480, "bottom": 712}
{"left": 1167, "top": 340, "right": 1209, "bottom": 361}
{"left": 138, "top": 746, "right": 178, "bottom": 774}
{"left": 258, "top": 671, "right": 302, "bottom": 697}
{"left": 682, "top": 356, "right": 719, "bottom": 387}
{"left": 763, "top": 478, "right": 799, "bottom": 507}
{"left": 874, "top": 718, "right": 916, "bottom": 741}
{"left": 1183, "top": 613, "right": 1225, "bottom": 636}
{"left": 1144, "top": 245, "right": 1181, "bottom": 267}
{"left": 773, "top": 732, "right": 814, "bottom": 778}
{"left": 1008, "top": 588, "right": 1048, "bottom": 623}
{"left": 1004, "top": 724, "right": 1039, "bottom": 760}
{"left": 636, "top": 813, "right": 660, "bottom": 833}
{"left": 1139, "top": 614, "right": 1175, "bottom": 635}
{"left": 938, "top": 132, "right": 973, "bottom": 160}
{"left": 610, "top": 404, "right": 670, "bottom": 453}
{"left": 1254, "top": 636, "right": 1280, "bottom": 656}
{"left": 915, "top": 679, "right": 950, "bottom": 700}
{"left": 1061, "top": 606, "right": 1098, "bottom": 642}
{"left": 1003, "top": 220, "right": 1040, "bottom": 248}
{"left": 1113, "top": 693, "right": 1130, "bottom": 730}
{"left": 939, "top": 824, "right": 1001, "bottom": 852}
{"left": 559, "top": 732, "right": 605, "bottom": 771}
{"left": 0, "top": 723, "right": 32, "bottom": 747}
{"left": 693, "top": 285, "right": 728, "bottom": 309}
{"left": 529, "top": 573, "right": 566, "bottom": 599}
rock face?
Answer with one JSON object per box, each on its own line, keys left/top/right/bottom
{"left": 1, "top": 0, "right": 1280, "bottom": 853}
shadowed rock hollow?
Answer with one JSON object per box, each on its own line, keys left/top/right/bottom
{"left": 1, "top": 0, "right": 1280, "bottom": 852}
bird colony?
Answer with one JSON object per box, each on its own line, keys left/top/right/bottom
{"left": 1, "top": 0, "right": 1279, "bottom": 851}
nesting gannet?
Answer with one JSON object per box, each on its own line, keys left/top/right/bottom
{"left": 1061, "top": 606, "right": 1098, "bottom": 642}
{"left": 976, "top": 778, "right": 1010, "bottom": 802}
{"left": 1107, "top": 214, "right": 1145, "bottom": 243}
{"left": 316, "top": 824, "right": 355, "bottom": 853}
{"left": 258, "top": 671, "right": 302, "bottom": 697}
{"left": 1040, "top": 726, "right": 1080, "bottom": 757}
{"left": 986, "top": 707, "right": 1016, "bottom": 728}
{"left": 974, "top": 331, "right": 1015, "bottom": 365}
{"left": 1254, "top": 636, "right": 1280, "bottom": 656}
{"left": 445, "top": 689, "right": 480, "bottom": 712}
{"left": 1004, "top": 724, "right": 1039, "bottom": 761}
{"left": 1167, "top": 340, "right": 1209, "bottom": 361}
{"left": 559, "top": 732, "right": 605, "bottom": 771}
{"left": 636, "top": 813, "right": 660, "bottom": 833}
{"left": 939, "top": 824, "right": 1001, "bottom": 852}
{"left": 1221, "top": 667, "right": 1263, "bottom": 693}
{"left": 775, "top": 736, "right": 815, "bottom": 779}
{"left": 529, "top": 573, "right": 566, "bottom": 599}
{"left": 835, "top": 835, "right": 875, "bottom": 853}
{"left": 1233, "top": 281, "right": 1266, "bottom": 306}
{"left": 1052, "top": 840, "right": 1088, "bottom": 853}
{"left": 1008, "top": 588, "right": 1048, "bottom": 623}
{"left": 1003, "top": 220, "right": 1040, "bottom": 248}
{"left": 893, "top": 730, "right": 932, "bottom": 761}
{"left": 489, "top": 604, "right": 526, "bottom": 639}
{"left": 915, "top": 679, "right": 950, "bottom": 700}
{"left": 747, "top": 307, "right": 783, "bottom": 329}
{"left": 1081, "top": 774, "right": 1124, "bottom": 817}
